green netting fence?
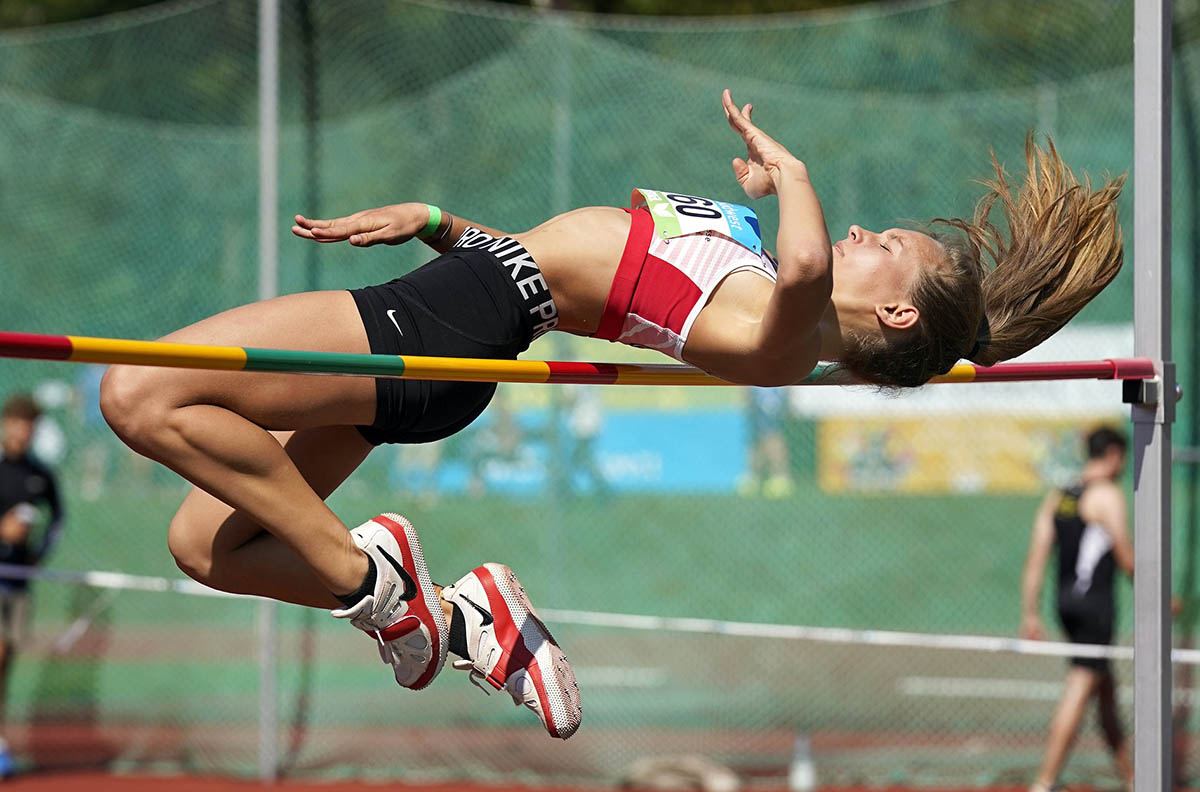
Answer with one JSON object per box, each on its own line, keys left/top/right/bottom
{"left": 1, "top": 0, "right": 1198, "bottom": 787}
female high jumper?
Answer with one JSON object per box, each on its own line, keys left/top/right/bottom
{"left": 98, "top": 91, "right": 1124, "bottom": 740}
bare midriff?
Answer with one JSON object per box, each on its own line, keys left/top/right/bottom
{"left": 512, "top": 206, "right": 773, "bottom": 343}
{"left": 511, "top": 207, "right": 629, "bottom": 336}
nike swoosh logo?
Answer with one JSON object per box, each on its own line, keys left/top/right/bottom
{"left": 459, "top": 594, "right": 494, "bottom": 626}
{"left": 377, "top": 547, "right": 419, "bottom": 601}
{"left": 386, "top": 309, "right": 404, "bottom": 336}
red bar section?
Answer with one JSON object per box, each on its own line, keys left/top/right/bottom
{"left": 546, "top": 362, "right": 621, "bottom": 384}
{"left": 971, "top": 358, "right": 1155, "bottom": 382}
{"left": 0, "top": 331, "right": 73, "bottom": 361}
{"left": 1107, "top": 357, "right": 1157, "bottom": 379}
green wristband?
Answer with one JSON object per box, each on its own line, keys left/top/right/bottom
{"left": 417, "top": 204, "right": 443, "bottom": 239}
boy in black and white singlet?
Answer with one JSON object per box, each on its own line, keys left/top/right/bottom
{"left": 1053, "top": 481, "right": 1117, "bottom": 670}
{"left": 1021, "top": 427, "right": 1133, "bottom": 792}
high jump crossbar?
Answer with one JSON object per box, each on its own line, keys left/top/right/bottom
{"left": 0, "top": 330, "right": 1156, "bottom": 386}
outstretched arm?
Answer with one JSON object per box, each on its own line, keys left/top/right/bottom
{"left": 291, "top": 203, "right": 510, "bottom": 254}
{"left": 721, "top": 91, "right": 832, "bottom": 381}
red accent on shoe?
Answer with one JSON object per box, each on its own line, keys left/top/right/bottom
{"left": 378, "top": 615, "right": 421, "bottom": 642}
{"left": 374, "top": 514, "right": 442, "bottom": 691}
{"left": 474, "top": 564, "right": 558, "bottom": 737}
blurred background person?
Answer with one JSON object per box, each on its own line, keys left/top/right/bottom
{"left": 387, "top": 441, "right": 445, "bottom": 509}
{"left": 738, "top": 387, "right": 794, "bottom": 498}
{"left": 565, "top": 386, "right": 609, "bottom": 498}
{"left": 0, "top": 393, "right": 65, "bottom": 776}
{"left": 1020, "top": 425, "right": 1133, "bottom": 792}
{"left": 466, "top": 392, "right": 530, "bottom": 498}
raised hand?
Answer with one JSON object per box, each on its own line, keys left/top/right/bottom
{"left": 722, "top": 89, "right": 800, "bottom": 200}
{"left": 291, "top": 203, "right": 428, "bottom": 247}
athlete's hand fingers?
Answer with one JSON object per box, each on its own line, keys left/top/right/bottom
{"left": 723, "top": 90, "right": 762, "bottom": 138}
{"left": 731, "top": 157, "right": 750, "bottom": 183}
{"left": 725, "top": 91, "right": 784, "bottom": 145}
{"left": 292, "top": 215, "right": 337, "bottom": 241}
{"left": 298, "top": 224, "right": 354, "bottom": 243}
{"left": 348, "top": 229, "right": 391, "bottom": 247}
{"left": 313, "top": 211, "right": 392, "bottom": 242}
{"left": 725, "top": 94, "right": 789, "bottom": 170}
{"left": 294, "top": 214, "right": 330, "bottom": 229}
{"left": 294, "top": 211, "right": 360, "bottom": 230}
{"left": 722, "top": 89, "right": 747, "bottom": 134}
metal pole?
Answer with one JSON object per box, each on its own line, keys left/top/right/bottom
{"left": 258, "top": 0, "right": 280, "bottom": 305}
{"left": 1132, "top": 0, "right": 1175, "bottom": 788}
{"left": 257, "top": 0, "right": 280, "bottom": 782}
{"left": 541, "top": 0, "right": 572, "bottom": 594}
{"left": 300, "top": 0, "right": 320, "bottom": 292}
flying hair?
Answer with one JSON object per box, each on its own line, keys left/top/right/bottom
{"left": 934, "top": 134, "right": 1126, "bottom": 368}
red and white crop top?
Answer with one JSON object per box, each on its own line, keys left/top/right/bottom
{"left": 594, "top": 189, "right": 779, "bottom": 362}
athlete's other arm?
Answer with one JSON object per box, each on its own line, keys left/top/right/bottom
{"left": 1020, "top": 490, "right": 1059, "bottom": 640}
{"left": 720, "top": 90, "right": 831, "bottom": 384}
{"left": 1080, "top": 482, "right": 1134, "bottom": 579}
{"left": 291, "top": 203, "right": 509, "bottom": 252}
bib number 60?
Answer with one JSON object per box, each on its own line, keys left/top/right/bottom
{"left": 665, "top": 193, "right": 723, "bottom": 220}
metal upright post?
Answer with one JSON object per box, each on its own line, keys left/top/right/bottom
{"left": 1132, "top": 0, "right": 1175, "bottom": 788}
{"left": 257, "top": 0, "right": 280, "bottom": 782}
{"left": 540, "top": 0, "right": 572, "bottom": 592}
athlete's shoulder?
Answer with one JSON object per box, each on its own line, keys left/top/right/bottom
{"left": 1078, "top": 478, "right": 1126, "bottom": 519}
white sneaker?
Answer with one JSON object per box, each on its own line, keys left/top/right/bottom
{"left": 331, "top": 514, "right": 448, "bottom": 690}
{"left": 443, "top": 563, "right": 582, "bottom": 739}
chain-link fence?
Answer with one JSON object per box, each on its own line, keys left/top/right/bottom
{"left": 1, "top": 0, "right": 1198, "bottom": 787}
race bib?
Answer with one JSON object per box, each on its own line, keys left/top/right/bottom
{"left": 631, "top": 189, "right": 763, "bottom": 255}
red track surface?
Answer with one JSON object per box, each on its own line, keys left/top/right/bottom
{"left": 0, "top": 776, "right": 1133, "bottom": 792}
{"left": 22, "top": 777, "right": 607, "bottom": 791}
{"left": 0, "top": 776, "right": 594, "bottom": 791}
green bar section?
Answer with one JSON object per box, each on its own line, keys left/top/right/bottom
{"left": 800, "top": 363, "right": 837, "bottom": 384}
{"left": 243, "top": 347, "right": 407, "bottom": 377}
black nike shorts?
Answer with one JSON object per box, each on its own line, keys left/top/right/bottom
{"left": 349, "top": 233, "right": 559, "bottom": 445}
{"left": 1057, "top": 593, "right": 1115, "bottom": 673}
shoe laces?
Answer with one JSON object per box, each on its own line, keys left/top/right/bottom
{"left": 452, "top": 658, "right": 493, "bottom": 695}
{"left": 452, "top": 650, "right": 529, "bottom": 708}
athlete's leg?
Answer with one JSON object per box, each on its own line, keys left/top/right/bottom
{"left": 100, "top": 291, "right": 377, "bottom": 598}
{"left": 168, "top": 426, "right": 372, "bottom": 607}
{"left": 1031, "top": 666, "right": 1101, "bottom": 790}
{"left": 1096, "top": 670, "right": 1132, "bottom": 784}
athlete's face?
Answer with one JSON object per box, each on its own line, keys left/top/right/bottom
{"left": 830, "top": 225, "right": 943, "bottom": 334}
{"left": 1, "top": 416, "right": 33, "bottom": 459}
{"left": 1101, "top": 445, "right": 1127, "bottom": 480}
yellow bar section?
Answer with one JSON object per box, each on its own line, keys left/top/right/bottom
{"left": 397, "top": 355, "right": 553, "bottom": 383}
{"left": 67, "top": 336, "right": 248, "bottom": 370}
{"left": 928, "top": 363, "right": 979, "bottom": 384}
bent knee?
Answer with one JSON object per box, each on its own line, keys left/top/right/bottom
{"left": 99, "top": 365, "right": 176, "bottom": 447}
{"left": 167, "top": 512, "right": 215, "bottom": 584}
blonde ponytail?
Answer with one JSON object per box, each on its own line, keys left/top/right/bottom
{"left": 935, "top": 135, "right": 1125, "bottom": 367}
